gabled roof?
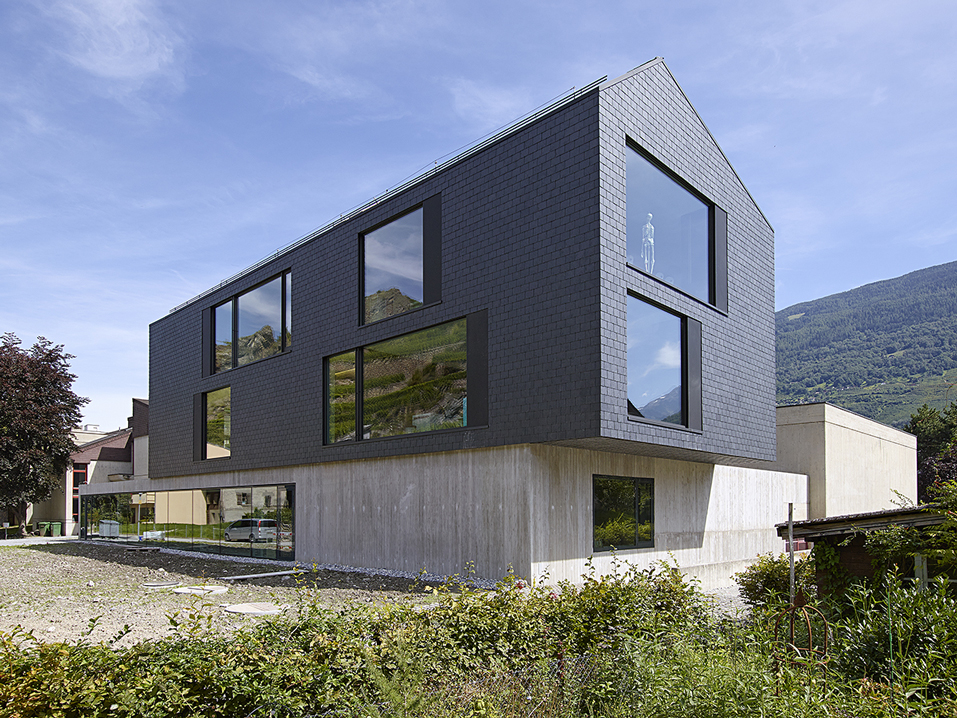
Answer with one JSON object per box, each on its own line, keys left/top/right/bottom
{"left": 72, "top": 428, "right": 132, "bottom": 464}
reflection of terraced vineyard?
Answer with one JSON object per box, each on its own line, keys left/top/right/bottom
{"left": 327, "top": 351, "right": 356, "bottom": 442}
{"left": 326, "top": 319, "right": 468, "bottom": 442}
{"left": 364, "top": 319, "right": 467, "bottom": 438}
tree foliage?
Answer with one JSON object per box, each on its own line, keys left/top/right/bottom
{"left": 0, "top": 333, "right": 87, "bottom": 527}
{"left": 906, "top": 401, "right": 957, "bottom": 502}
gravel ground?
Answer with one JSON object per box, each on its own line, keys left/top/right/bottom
{"left": 0, "top": 540, "right": 748, "bottom": 648}
{"left": 0, "top": 540, "right": 438, "bottom": 647}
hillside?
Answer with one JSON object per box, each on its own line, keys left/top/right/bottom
{"left": 776, "top": 260, "right": 957, "bottom": 426}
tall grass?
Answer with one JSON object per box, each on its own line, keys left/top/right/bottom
{"left": 2, "top": 562, "right": 956, "bottom": 717}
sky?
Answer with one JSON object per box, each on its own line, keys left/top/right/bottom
{"left": 2, "top": 0, "right": 956, "bottom": 430}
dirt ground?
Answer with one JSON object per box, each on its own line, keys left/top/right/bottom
{"left": 0, "top": 541, "right": 436, "bottom": 647}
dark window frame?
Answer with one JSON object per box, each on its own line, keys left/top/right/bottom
{"left": 359, "top": 195, "right": 441, "bottom": 326}
{"left": 205, "top": 270, "right": 292, "bottom": 376}
{"left": 625, "top": 141, "right": 728, "bottom": 313}
{"left": 626, "top": 292, "right": 702, "bottom": 432}
{"left": 593, "top": 474, "right": 655, "bottom": 552}
{"left": 194, "top": 386, "right": 232, "bottom": 461}
{"left": 324, "top": 311, "right": 487, "bottom": 445}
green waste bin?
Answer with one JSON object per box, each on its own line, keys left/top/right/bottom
{"left": 50, "top": 522, "right": 62, "bottom": 537}
{"left": 37, "top": 522, "right": 50, "bottom": 536}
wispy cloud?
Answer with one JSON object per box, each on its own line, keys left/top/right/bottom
{"left": 447, "top": 78, "right": 539, "bottom": 132}
{"left": 42, "top": 0, "right": 183, "bottom": 91}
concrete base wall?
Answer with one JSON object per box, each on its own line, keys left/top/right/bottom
{"left": 774, "top": 404, "right": 916, "bottom": 519}
{"left": 88, "top": 444, "right": 807, "bottom": 590}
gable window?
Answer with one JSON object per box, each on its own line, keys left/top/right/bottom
{"left": 326, "top": 313, "right": 487, "bottom": 443}
{"left": 204, "top": 387, "right": 231, "bottom": 459}
{"left": 362, "top": 195, "right": 441, "bottom": 324}
{"left": 593, "top": 475, "right": 654, "bottom": 551}
{"left": 211, "top": 271, "right": 292, "bottom": 374}
{"left": 627, "top": 144, "right": 727, "bottom": 310}
{"left": 627, "top": 294, "right": 701, "bottom": 430}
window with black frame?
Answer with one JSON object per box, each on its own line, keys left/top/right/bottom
{"left": 204, "top": 387, "right": 231, "bottom": 459}
{"left": 362, "top": 196, "right": 441, "bottom": 324}
{"left": 593, "top": 475, "right": 654, "bottom": 551}
{"left": 627, "top": 295, "right": 684, "bottom": 425}
{"left": 326, "top": 317, "right": 471, "bottom": 443}
{"left": 627, "top": 145, "right": 726, "bottom": 308}
{"left": 213, "top": 271, "right": 291, "bottom": 373}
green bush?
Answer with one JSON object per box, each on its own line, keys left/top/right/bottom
{"left": 734, "top": 552, "right": 815, "bottom": 610}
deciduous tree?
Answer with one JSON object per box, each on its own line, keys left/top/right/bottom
{"left": 0, "top": 333, "right": 88, "bottom": 533}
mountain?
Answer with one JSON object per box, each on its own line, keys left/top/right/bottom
{"left": 776, "top": 260, "right": 957, "bottom": 427}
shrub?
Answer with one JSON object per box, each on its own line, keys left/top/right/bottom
{"left": 734, "top": 552, "right": 814, "bottom": 610}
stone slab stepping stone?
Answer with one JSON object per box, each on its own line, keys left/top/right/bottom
{"left": 223, "top": 602, "right": 288, "bottom": 616}
{"left": 142, "top": 581, "right": 181, "bottom": 590}
{"left": 172, "top": 585, "right": 228, "bottom": 595}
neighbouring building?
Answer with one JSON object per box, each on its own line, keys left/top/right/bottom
{"left": 79, "top": 60, "right": 916, "bottom": 587}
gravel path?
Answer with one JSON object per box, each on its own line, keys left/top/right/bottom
{"left": 0, "top": 540, "right": 749, "bottom": 647}
{"left": 0, "top": 540, "right": 435, "bottom": 647}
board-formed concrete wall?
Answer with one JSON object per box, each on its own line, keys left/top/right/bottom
{"left": 99, "top": 444, "right": 806, "bottom": 589}
{"left": 774, "top": 403, "right": 916, "bottom": 519}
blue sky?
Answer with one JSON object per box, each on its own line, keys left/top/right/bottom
{"left": 2, "top": 0, "right": 955, "bottom": 430}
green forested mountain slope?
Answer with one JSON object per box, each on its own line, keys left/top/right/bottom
{"left": 776, "top": 260, "right": 957, "bottom": 426}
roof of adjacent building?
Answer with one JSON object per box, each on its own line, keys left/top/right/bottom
{"left": 72, "top": 428, "right": 132, "bottom": 464}
{"left": 776, "top": 505, "right": 942, "bottom": 540}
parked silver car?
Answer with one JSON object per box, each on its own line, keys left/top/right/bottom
{"left": 224, "top": 518, "right": 277, "bottom": 542}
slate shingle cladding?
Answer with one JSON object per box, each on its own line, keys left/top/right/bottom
{"left": 149, "top": 59, "right": 775, "bottom": 480}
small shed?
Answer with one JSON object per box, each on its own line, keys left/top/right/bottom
{"left": 776, "top": 506, "right": 944, "bottom": 594}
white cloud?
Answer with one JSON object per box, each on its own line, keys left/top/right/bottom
{"left": 44, "top": 0, "right": 182, "bottom": 89}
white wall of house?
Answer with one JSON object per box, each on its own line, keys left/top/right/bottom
{"left": 774, "top": 404, "right": 916, "bottom": 519}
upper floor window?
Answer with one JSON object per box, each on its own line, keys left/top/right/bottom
{"left": 627, "top": 294, "right": 702, "bottom": 430}
{"left": 213, "top": 271, "right": 291, "bottom": 373}
{"left": 362, "top": 195, "right": 441, "bottom": 324}
{"left": 627, "top": 145, "right": 727, "bottom": 310}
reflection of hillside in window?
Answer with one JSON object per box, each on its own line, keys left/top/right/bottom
{"left": 627, "top": 295, "right": 683, "bottom": 425}
{"left": 364, "top": 208, "right": 423, "bottom": 323}
{"left": 627, "top": 147, "right": 710, "bottom": 303}
{"left": 363, "top": 319, "right": 467, "bottom": 438}
{"left": 326, "top": 351, "right": 356, "bottom": 443}
{"left": 213, "top": 271, "right": 291, "bottom": 372}
{"left": 205, "top": 387, "right": 231, "bottom": 459}
{"left": 593, "top": 475, "right": 654, "bottom": 551}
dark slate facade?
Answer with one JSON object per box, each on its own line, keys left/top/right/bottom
{"left": 149, "top": 58, "right": 775, "bottom": 481}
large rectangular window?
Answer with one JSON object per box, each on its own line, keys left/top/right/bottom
{"left": 364, "top": 319, "right": 467, "bottom": 438}
{"left": 326, "top": 315, "right": 482, "bottom": 443}
{"left": 627, "top": 145, "right": 727, "bottom": 309}
{"left": 627, "top": 294, "right": 702, "bottom": 430}
{"left": 212, "top": 271, "right": 291, "bottom": 373}
{"left": 593, "top": 475, "right": 654, "bottom": 551}
{"left": 205, "top": 387, "right": 231, "bottom": 459}
{"left": 362, "top": 196, "right": 441, "bottom": 324}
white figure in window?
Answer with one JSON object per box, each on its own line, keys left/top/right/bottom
{"left": 642, "top": 213, "right": 655, "bottom": 274}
